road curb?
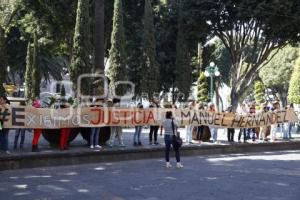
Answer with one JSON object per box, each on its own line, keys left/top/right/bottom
{"left": 1, "top": 141, "right": 300, "bottom": 171}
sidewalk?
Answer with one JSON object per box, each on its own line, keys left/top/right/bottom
{"left": 1, "top": 128, "right": 300, "bottom": 171}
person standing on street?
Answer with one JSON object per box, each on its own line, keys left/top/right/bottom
{"left": 163, "top": 111, "right": 183, "bottom": 168}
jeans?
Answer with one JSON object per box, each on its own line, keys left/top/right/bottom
{"left": 288, "top": 123, "right": 294, "bottom": 138}
{"left": 227, "top": 128, "right": 235, "bottom": 142}
{"left": 247, "top": 128, "right": 256, "bottom": 140}
{"left": 149, "top": 126, "right": 159, "bottom": 143}
{"left": 90, "top": 128, "right": 100, "bottom": 146}
{"left": 0, "top": 129, "right": 9, "bottom": 151}
{"left": 164, "top": 135, "right": 180, "bottom": 162}
{"left": 109, "top": 126, "right": 124, "bottom": 145}
{"left": 134, "top": 126, "right": 143, "bottom": 143}
{"left": 185, "top": 125, "right": 193, "bottom": 143}
{"left": 238, "top": 128, "right": 247, "bottom": 142}
{"left": 210, "top": 127, "right": 218, "bottom": 142}
{"left": 197, "top": 126, "right": 204, "bottom": 140}
{"left": 14, "top": 129, "right": 25, "bottom": 148}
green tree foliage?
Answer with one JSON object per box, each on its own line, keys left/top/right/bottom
{"left": 211, "top": 39, "right": 231, "bottom": 85}
{"left": 141, "top": 0, "right": 159, "bottom": 99}
{"left": 184, "top": 0, "right": 300, "bottom": 109}
{"left": 107, "top": 0, "right": 127, "bottom": 96}
{"left": 254, "top": 80, "right": 265, "bottom": 104}
{"left": 288, "top": 57, "right": 300, "bottom": 104}
{"left": 70, "top": 0, "right": 92, "bottom": 95}
{"left": 123, "top": 0, "right": 145, "bottom": 95}
{"left": 24, "top": 42, "right": 32, "bottom": 100}
{"left": 197, "top": 72, "right": 209, "bottom": 103}
{"left": 175, "top": 0, "right": 192, "bottom": 101}
{"left": 0, "top": 27, "right": 7, "bottom": 96}
{"left": 260, "top": 46, "right": 298, "bottom": 105}
{"left": 155, "top": 0, "right": 179, "bottom": 97}
{"left": 31, "top": 32, "right": 41, "bottom": 98}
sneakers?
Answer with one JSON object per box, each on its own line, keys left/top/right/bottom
{"left": 166, "top": 162, "right": 172, "bottom": 168}
{"left": 5, "top": 150, "right": 11, "bottom": 154}
{"left": 95, "top": 145, "right": 102, "bottom": 149}
{"left": 90, "top": 145, "right": 94, "bottom": 149}
{"left": 176, "top": 163, "right": 184, "bottom": 168}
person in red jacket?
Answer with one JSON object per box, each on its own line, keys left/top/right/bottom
{"left": 32, "top": 98, "right": 42, "bottom": 152}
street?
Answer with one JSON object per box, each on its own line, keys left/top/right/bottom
{"left": 1, "top": 150, "right": 300, "bottom": 200}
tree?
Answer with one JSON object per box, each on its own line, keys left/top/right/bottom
{"left": 254, "top": 80, "right": 265, "bottom": 104}
{"left": 184, "top": 0, "right": 300, "bottom": 109}
{"left": 123, "top": 0, "right": 144, "bottom": 95}
{"left": 0, "top": 27, "right": 7, "bottom": 96}
{"left": 141, "top": 0, "right": 159, "bottom": 99}
{"left": 260, "top": 45, "right": 298, "bottom": 105}
{"left": 197, "top": 72, "right": 209, "bottom": 103}
{"left": 70, "top": 0, "right": 92, "bottom": 95}
{"left": 175, "top": 0, "right": 192, "bottom": 101}
{"left": 31, "top": 32, "right": 40, "bottom": 98}
{"left": 288, "top": 57, "right": 300, "bottom": 104}
{"left": 107, "top": 0, "right": 127, "bottom": 96}
{"left": 24, "top": 42, "right": 32, "bottom": 100}
{"left": 155, "top": 0, "right": 179, "bottom": 102}
{"left": 94, "top": 0, "right": 105, "bottom": 72}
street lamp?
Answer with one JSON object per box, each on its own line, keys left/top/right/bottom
{"left": 205, "top": 62, "right": 220, "bottom": 102}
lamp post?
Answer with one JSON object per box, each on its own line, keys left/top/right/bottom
{"left": 204, "top": 62, "right": 220, "bottom": 102}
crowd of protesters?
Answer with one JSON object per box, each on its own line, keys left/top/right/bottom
{"left": 0, "top": 94, "right": 299, "bottom": 162}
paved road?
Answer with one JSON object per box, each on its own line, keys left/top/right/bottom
{"left": 1, "top": 150, "right": 300, "bottom": 200}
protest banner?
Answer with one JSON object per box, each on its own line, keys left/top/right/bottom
{"left": 0, "top": 106, "right": 298, "bottom": 129}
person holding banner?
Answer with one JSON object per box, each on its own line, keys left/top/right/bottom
{"left": 133, "top": 103, "right": 143, "bottom": 146}
{"left": 32, "top": 98, "right": 42, "bottom": 152}
{"left": 185, "top": 101, "right": 195, "bottom": 144}
{"left": 196, "top": 102, "right": 205, "bottom": 143}
{"left": 14, "top": 101, "right": 27, "bottom": 149}
{"left": 226, "top": 106, "right": 235, "bottom": 142}
{"left": 90, "top": 98, "right": 102, "bottom": 149}
{"left": 59, "top": 103, "right": 71, "bottom": 150}
{"left": 248, "top": 104, "right": 257, "bottom": 142}
{"left": 0, "top": 96, "right": 10, "bottom": 154}
{"left": 163, "top": 111, "right": 183, "bottom": 168}
{"left": 238, "top": 103, "right": 248, "bottom": 143}
{"left": 208, "top": 103, "right": 218, "bottom": 143}
{"left": 270, "top": 101, "right": 281, "bottom": 142}
{"left": 107, "top": 99, "right": 125, "bottom": 148}
{"left": 259, "top": 104, "right": 269, "bottom": 141}
{"left": 149, "top": 101, "right": 160, "bottom": 145}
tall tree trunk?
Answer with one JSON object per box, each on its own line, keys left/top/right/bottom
{"left": 94, "top": 0, "right": 105, "bottom": 73}
{"left": 230, "top": 89, "right": 240, "bottom": 112}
